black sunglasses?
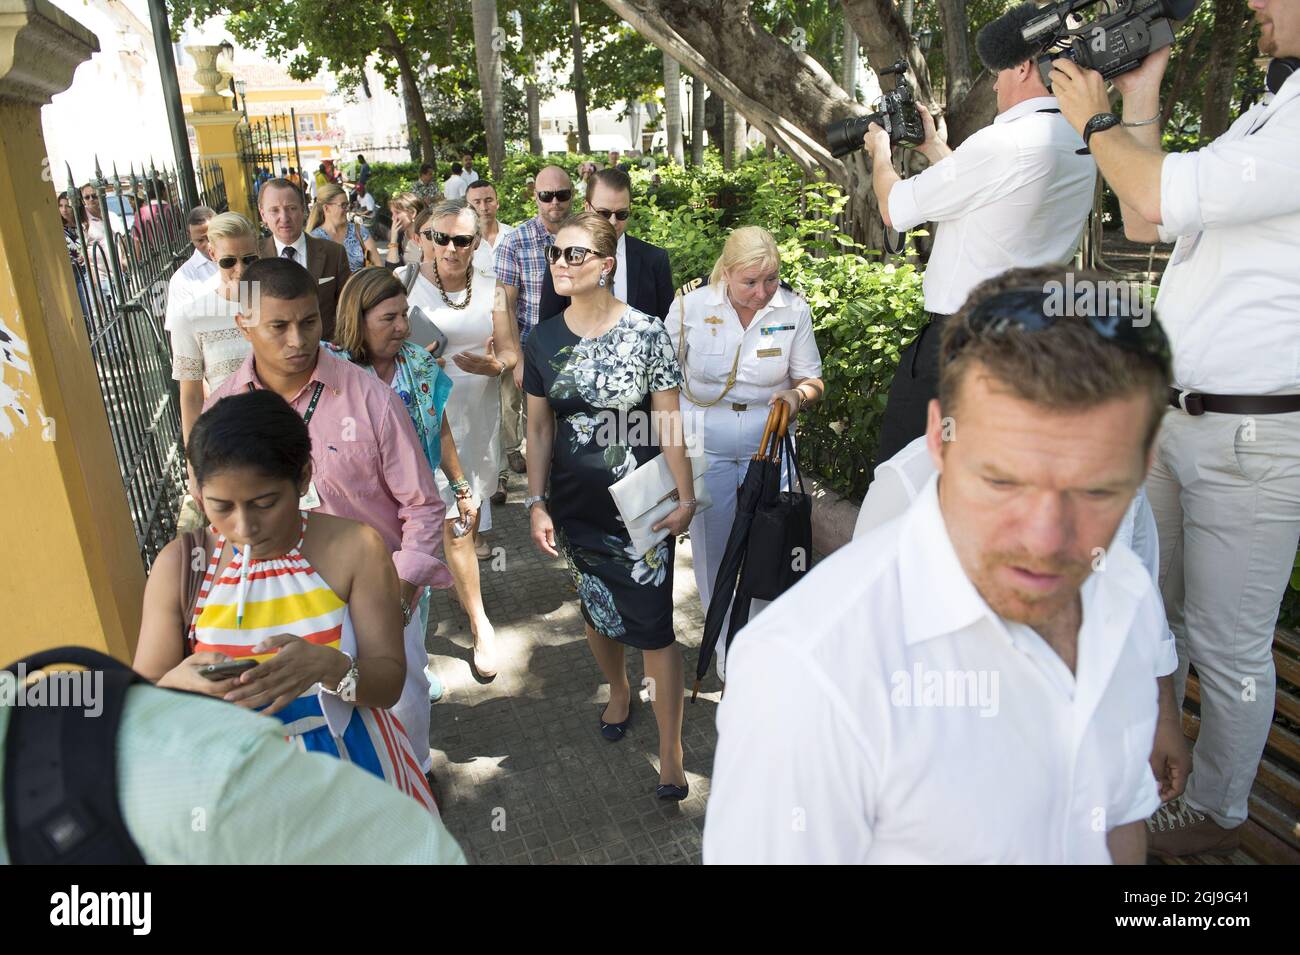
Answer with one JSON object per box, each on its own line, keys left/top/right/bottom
{"left": 545, "top": 245, "right": 606, "bottom": 266}
{"left": 81, "top": 193, "right": 98, "bottom": 202}
{"left": 420, "top": 230, "right": 475, "bottom": 248}
{"left": 537, "top": 189, "right": 573, "bottom": 204}
{"left": 946, "top": 287, "right": 1171, "bottom": 371}
{"left": 217, "top": 253, "right": 261, "bottom": 269}
{"left": 591, "top": 206, "right": 631, "bottom": 222}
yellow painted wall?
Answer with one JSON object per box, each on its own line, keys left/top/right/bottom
{"left": 0, "top": 98, "right": 144, "bottom": 664}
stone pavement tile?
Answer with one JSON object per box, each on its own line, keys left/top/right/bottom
{"left": 425, "top": 471, "right": 734, "bottom": 865}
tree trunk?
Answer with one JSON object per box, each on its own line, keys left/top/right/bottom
{"left": 840, "top": 18, "right": 858, "bottom": 101}
{"left": 1201, "top": 0, "right": 1247, "bottom": 139}
{"left": 935, "top": 0, "right": 972, "bottom": 110}
{"left": 723, "top": 101, "right": 746, "bottom": 168}
{"left": 628, "top": 99, "right": 644, "bottom": 152}
{"left": 569, "top": 0, "right": 591, "bottom": 153}
{"left": 664, "top": 53, "right": 685, "bottom": 163}
{"left": 690, "top": 73, "right": 706, "bottom": 164}
{"left": 471, "top": 0, "right": 506, "bottom": 180}
{"left": 518, "top": 15, "right": 544, "bottom": 154}
{"left": 1161, "top": 20, "right": 1207, "bottom": 129}
{"left": 381, "top": 22, "right": 435, "bottom": 164}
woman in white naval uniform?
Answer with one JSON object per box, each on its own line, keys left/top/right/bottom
{"left": 667, "top": 227, "right": 824, "bottom": 677}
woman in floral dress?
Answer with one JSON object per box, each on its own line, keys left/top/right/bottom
{"left": 524, "top": 212, "right": 695, "bottom": 800}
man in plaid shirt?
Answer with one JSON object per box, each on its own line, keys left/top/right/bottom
{"left": 493, "top": 165, "right": 574, "bottom": 479}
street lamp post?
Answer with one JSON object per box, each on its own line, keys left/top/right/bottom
{"left": 146, "top": 0, "right": 199, "bottom": 209}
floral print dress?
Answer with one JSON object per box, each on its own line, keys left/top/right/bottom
{"left": 523, "top": 306, "right": 684, "bottom": 649}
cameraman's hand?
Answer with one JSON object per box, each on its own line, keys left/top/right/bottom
{"left": 1050, "top": 59, "right": 1113, "bottom": 137}
{"left": 1113, "top": 46, "right": 1171, "bottom": 98}
{"left": 862, "top": 123, "right": 892, "bottom": 163}
{"left": 917, "top": 104, "right": 943, "bottom": 147}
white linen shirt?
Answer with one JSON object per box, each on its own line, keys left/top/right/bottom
{"left": 444, "top": 176, "right": 468, "bottom": 201}
{"left": 666, "top": 281, "right": 822, "bottom": 408}
{"left": 472, "top": 221, "right": 515, "bottom": 278}
{"left": 703, "top": 474, "right": 1164, "bottom": 864}
{"left": 164, "top": 247, "right": 219, "bottom": 331}
{"left": 888, "top": 97, "right": 1097, "bottom": 316}
{"left": 853, "top": 435, "right": 1176, "bottom": 677}
{"left": 1154, "top": 71, "right": 1300, "bottom": 395}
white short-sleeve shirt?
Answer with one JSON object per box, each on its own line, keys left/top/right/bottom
{"left": 888, "top": 97, "right": 1096, "bottom": 316}
{"left": 703, "top": 474, "right": 1164, "bottom": 864}
{"left": 170, "top": 291, "right": 251, "bottom": 391}
{"left": 666, "top": 282, "right": 822, "bottom": 408}
{"left": 164, "top": 248, "right": 219, "bottom": 332}
{"left": 472, "top": 221, "right": 515, "bottom": 278}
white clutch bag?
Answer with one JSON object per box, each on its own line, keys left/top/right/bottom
{"left": 609, "top": 448, "right": 712, "bottom": 557}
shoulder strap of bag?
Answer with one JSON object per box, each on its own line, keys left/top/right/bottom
{"left": 178, "top": 528, "right": 206, "bottom": 654}
{"left": 4, "top": 647, "right": 147, "bottom": 864}
{"left": 401, "top": 263, "right": 420, "bottom": 295}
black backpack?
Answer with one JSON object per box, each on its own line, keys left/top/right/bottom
{"left": 3, "top": 646, "right": 146, "bottom": 864}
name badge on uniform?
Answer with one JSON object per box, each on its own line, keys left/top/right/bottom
{"left": 299, "top": 481, "right": 322, "bottom": 510}
{"left": 760, "top": 324, "right": 795, "bottom": 335}
{"left": 756, "top": 347, "right": 783, "bottom": 358}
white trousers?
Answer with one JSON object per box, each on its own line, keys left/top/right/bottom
{"left": 683, "top": 401, "right": 784, "bottom": 679}
{"left": 1147, "top": 407, "right": 1300, "bottom": 827}
{"left": 391, "top": 590, "right": 434, "bottom": 774}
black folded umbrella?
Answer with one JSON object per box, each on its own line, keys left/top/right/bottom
{"left": 694, "top": 401, "right": 788, "bottom": 699}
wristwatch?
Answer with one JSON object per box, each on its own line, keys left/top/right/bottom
{"left": 321, "top": 650, "right": 358, "bottom": 700}
{"left": 1078, "top": 112, "right": 1121, "bottom": 154}
{"left": 524, "top": 495, "right": 547, "bottom": 511}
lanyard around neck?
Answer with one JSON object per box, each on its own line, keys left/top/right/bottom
{"left": 247, "top": 380, "right": 326, "bottom": 424}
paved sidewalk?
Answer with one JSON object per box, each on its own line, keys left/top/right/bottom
{"left": 423, "top": 471, "right": 726, "bottom": 865}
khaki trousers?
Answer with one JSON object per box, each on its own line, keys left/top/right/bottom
{"left": 1146, "top": 406, "right": 1300, "bottom": 827}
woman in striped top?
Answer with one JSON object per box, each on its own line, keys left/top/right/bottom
{"left": 135, "top": 390, "right": 434, "bottom": 811}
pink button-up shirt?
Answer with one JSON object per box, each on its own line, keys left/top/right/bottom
{"left": 206, "top": 347, "right": 451, "bottom": 589}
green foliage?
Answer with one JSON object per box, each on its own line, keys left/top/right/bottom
{"left": 474, "top": 148, "right": 925, "bottom": 497}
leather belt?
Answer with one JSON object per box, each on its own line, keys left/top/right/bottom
{"left": 1168, "top": 388, "right": 1300, "bottom": 416}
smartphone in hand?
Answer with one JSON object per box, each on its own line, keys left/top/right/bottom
{"left": 199, "top": 659, "right": 258, "bottom": 681}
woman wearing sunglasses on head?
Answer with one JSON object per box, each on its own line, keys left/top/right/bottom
{"left": 170, "top": 211, "right": 259, "bottom": 445}
{"left": 524, "top": 211, "right": 693, "bottom": 800}
{"left": 395, "top": 200, "right": 519, "bottom": 677}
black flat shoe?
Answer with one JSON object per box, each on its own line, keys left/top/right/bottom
{"left": 599, "top": 706, "right": 631, "bottom": 742}
{"left": 656, "top": 782, "right": 689, "bottom": 801}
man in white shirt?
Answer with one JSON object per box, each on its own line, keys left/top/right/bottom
{"left": 704, "top": 267, "right": 1174, "bottom": 864}
{"left": 863, "top": 2, "right": 1097, "bottom": 466}
{"left": 467, "top": 179, "right": 514, "bottom": 279}
{"left": 459, "top": 152, "right": 480, "bottom": 189}
{"left": 444, "top": 163, "right": 469, "bottom": 201}
{"left": 353, "top": 182, "right": 378, "bottom": 215}
{"left": 163, "top": 205, "right": 218, "bottom": 332}
{"left": 1051, "top": 0, "right": 1300, "bottom": 859}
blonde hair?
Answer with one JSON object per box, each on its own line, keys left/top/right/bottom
{"left": 333, "top": 266, "right": 407, "bottom": 366}
{"left": 709, "top": 225, "right": 780, "bottom": 290}
{"left": 390, "top": 191, "right": 427, "bottom": 219}
{"left": 205, "top": 211, "right": 257, "bottom": 245}
{"left": 559, "top": 211, "right": 618, "bottom": 280}
{"left": 306, "top": 182, "right": 347, "bottom": 232}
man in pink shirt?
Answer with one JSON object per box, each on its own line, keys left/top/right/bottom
{"left": 205, "top": 257, "right": 450, "bottom": 773}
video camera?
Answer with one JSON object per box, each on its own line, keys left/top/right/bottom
{"left": 1022, "top": 0, "right": 1202, "bottom": 87}
{"left": 827, "top": 61, "right": 926, "bottom": 158}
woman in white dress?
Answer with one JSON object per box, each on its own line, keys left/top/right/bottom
{"left": 170, "top": 211, "right": 257, "bottom": 445}
{"left": 398, "top": 200, "right": 519, "bottom": 676}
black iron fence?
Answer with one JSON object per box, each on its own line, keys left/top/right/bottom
{"left": 65, "top": 156, "right": 228, "bottom": 569}
{"left": 237, "top": 110, "right": 305, "bottom": 204}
